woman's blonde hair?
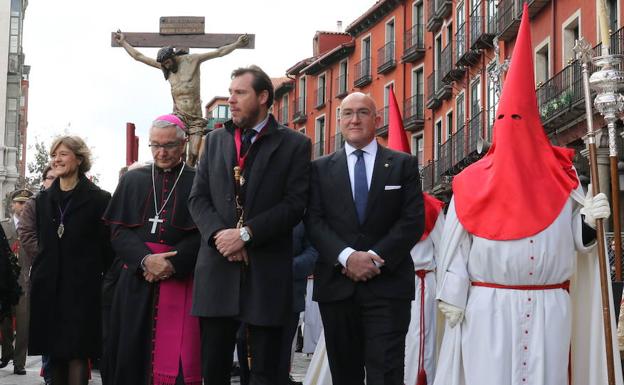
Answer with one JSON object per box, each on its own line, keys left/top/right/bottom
{"left": 49, "top": 136, "right": 92, "bottom": 175}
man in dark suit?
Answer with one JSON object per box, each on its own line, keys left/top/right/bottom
{"left": 189, "top": 65, "right": 311, "bottom": 385}
{"left": 305, "top": 92, "right": 424, "bottom": 385}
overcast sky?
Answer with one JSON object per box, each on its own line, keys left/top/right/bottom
{"left": 22, "top": 0, "right": 368, "bottom": 192}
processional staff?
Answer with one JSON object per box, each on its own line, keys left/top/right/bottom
{"left": 575, "top": 36, "right": 617, "bottom": 385}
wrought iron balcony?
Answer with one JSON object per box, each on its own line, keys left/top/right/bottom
{"left": 427, "top": 0, "right": 452, "bottom": 32}
{"left": 402, "top": 24, "right": 425, "bottom": 62}
{"left": 315, "top": 86, "right": 326, "bottom": 109}
{"left": 438, "top": 138, "right": 453, "bottom": 176}
{"left": 421, "top": 160, "right": 437, "bottom": 191}
{"left": 335, "top": 73, "right": 348, "bottom": 99}
{"left": 456, "top": 23, "right": 480, "bottom": 66}
{"left": 426, "top": 71, "right": 441, "bottom": 110}
{"left": 470, "top": 2, "right": 496, "bottom": 49}
{"left": 377, "top": 41, "right": 396, "bottom": 74}
{"left": 293, "top": 96, "right": 307, "bottom": 124}
{"left": 496, "top": 0, "right": 549, "bottom": 42}
{"left": 403, "top": 94, "right": 425, "bottom": 131}
{"left": 441, "top": 43, "right": 465, "bottom": 83}
{"left": 376, "top": 106, "right": 390, "bottom": 136}
{"left": 354, "top": 57, "right": 372, "bottom": 88}
{"left": 426, "top": 0, "right": 442, "bottom": 32}
{"left": 536, "top": 26, "right": 624, "bottom": 132}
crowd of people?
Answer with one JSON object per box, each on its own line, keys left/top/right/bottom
{"left": 0, "top": 7, "right": 620, "bottom": 385}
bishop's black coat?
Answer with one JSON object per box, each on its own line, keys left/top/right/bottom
{"left": 101, "top": 163, "right": 199, "bottom": 385}
{"left": 29, "top": 176, "right": 113, "bottom": 359}
{"left": 189, "top": 114, "right": 311, "bottom": 326}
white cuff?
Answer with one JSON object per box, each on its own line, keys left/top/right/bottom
{"left": 437, "top": 271, "right": 469, "bottom": 310}
{"left": 338, "top": 247, "right": 355, "bottom": 267}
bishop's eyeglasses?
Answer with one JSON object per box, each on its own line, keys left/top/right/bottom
{"left": 148, "top": 141, "right": 182, "bottom": 151}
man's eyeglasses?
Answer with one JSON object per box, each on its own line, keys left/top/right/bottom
{"left": 148, "top": 142, "right": 182, "bottom": 151}
{"left": 340, "top": 109, "right": 373, "bottom": 120}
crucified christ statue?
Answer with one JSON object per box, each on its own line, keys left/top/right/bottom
{"left": 114, "top": 30, "right": 249, "bottom": 165}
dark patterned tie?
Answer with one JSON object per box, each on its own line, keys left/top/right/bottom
{"left": 353, "top": 149, "right": 368, "bottom": 224}
{"left": 241, "top": 128, "right": 255, "bottom": 156}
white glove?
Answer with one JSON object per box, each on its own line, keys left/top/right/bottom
{"left": 438, "top": 301, "right": 464, "bottom": 328}
{"left": 580, "top": 190, "right": 611, "bottom": 229}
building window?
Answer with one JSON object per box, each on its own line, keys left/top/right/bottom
{"left": 315, "top": 116, "right": 326, "bottom": 158}
{"left": 413, "top": 1, "right": 424, "bottom": 26}
{"left": 298, "top": 77, "right": 307, "bottom": 116}
{"left": 317, "top": 73, "right": 326, "bottom": 107}
{"left": 338, "top": 60, "right": 348, "bottom": 96}
{"left": 562, "top": 15, "right": 580, "bottom": 65}
{"left": 535, "top": 40, "right": 550, "bottom": 85}
{"left": 435, "top": 34, "right": 442, "bottom": 88}
{"left": 281, "top": 94, "right": 289, "bottom": 124}
{"left": 607, "top": 0, "right": 618, "bottom": 34}
{"left": 446, "top": 22, "right": 453, "bottom": 46}
{"left": 412, "top": 133, "right": 424, "bottom": 167}
{"left": 215, "top": 105, "right": 230, "bottom": 119}
{"left": 470, "top": 79, "right": 481, "bottom": 118}
{"left": 383, "top": 83, "right": 394, "bottom": 127}
{"left": 434, "top": 120, "right": 443, "bottom": 160}
{"left": 446, "top": 110, "right": 453, "bottom": 138}
{"left": 386, "top": 19, "right": 395, "bottom": 44}
{"left": 457, "top": 93, "right": 465, "bottom": 129}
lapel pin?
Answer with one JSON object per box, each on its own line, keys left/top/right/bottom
{"left": 384, "top": 163, "right": 389, "bottom": 168}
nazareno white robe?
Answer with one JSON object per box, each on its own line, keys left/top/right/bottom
{"left": 434, "top": 186, "right": 623, "bottom": 385}
{"left": 405, "top": 212, "right": 445, "bottom": 385}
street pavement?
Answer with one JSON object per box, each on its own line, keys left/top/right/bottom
{"left": 0, "top": 352, "right": 312, "bottom": 384}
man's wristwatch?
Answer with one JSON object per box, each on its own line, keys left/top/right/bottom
{"left": 239, "top": 226, "right": 252, "bottom": 243}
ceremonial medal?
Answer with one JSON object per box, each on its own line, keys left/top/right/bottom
{"left": 240, "top": 175, "right": 245, "bottom": 186}
{"left": 57, "top": 223, "right": 65, "bottom": 239}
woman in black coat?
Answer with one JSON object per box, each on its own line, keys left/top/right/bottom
{"left": 29, "top": 136, "right": 113, "bottom": 385}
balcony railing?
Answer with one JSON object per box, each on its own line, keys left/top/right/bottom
{"left": 376, "top": 106, "right": 390, "bottom": 136}
{"left": 335, "top": 73, "right": 348, "bottom": 98}
{"left": 377, "top": 41, "right": 396, "bottom": 74}
{"left": 402, "top": 24, "right": 425, "bottom": 62}
{"left": 470, "top": 2, "right": 496, "bottom": 49}
{"left": 354, "top": 57, "right": 372, "bottom": 88}
{"left": 403, "top": 94, "right": 425, "bottom": 130}
{"left": 452, "top": 124, "right": 465, "bottom": 168}
{"left": 426, "top": 0, "right": 442, "bottom": 32}
{"left": 293, "top": 96, "right": 307, "bottom": 123}
{"left": 426, "top": 71, "right": 441, "bottom": 110}
{"left": 536, "top": 25, "right": 624, "bottom": 132}
{"left": 496, "top": 0, "right": 549, "bottom": 41}
{"left": 428, "top": 0, "right": 453, "bottom": 31}
{"left": 315, "top": 86, "right": 326, "bottom": 108}
{"left": 421, "top": 160, "right": 436, "bottom": 191}
{"left": 456, "top": 23, "right": 480, "bottom": 66}
{"left": 441, "top": 43, "right": 464, "bottom": 83}
{"left": 439, "top": 138, "right": 453, "bottom": 176}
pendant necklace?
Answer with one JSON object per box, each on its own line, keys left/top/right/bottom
{"left": 150, "top": 162, "right": 185, "bottom": 234}
{"left": 57, "top": 198, "right": 72, "bottom": 239}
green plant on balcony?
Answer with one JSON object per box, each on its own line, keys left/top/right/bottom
{"left": 540, "top": 90, "right": 572, "bottom": 119}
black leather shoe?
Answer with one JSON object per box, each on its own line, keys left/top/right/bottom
{"left": 13, "top": 368, "right": 26, "bottom": 375}
{"left": 0, "top": 360, "right": 9, "bottom": 369}
{"left": 288, "top": 376, "right": 303, "bottom": 385}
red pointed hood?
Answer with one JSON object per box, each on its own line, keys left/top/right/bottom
{"left": 451, "top": 3, "right": 578, "bottom": 240}
{"left": 421, "top": 193, "right": 444, "bottom": 241}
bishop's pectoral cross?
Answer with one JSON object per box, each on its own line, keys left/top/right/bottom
{"left": 149, "top": 215, "right": 164, "bottom": 234}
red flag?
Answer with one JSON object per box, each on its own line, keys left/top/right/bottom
{"left": 387, "top": 85, "right": 410, "bottom": 153}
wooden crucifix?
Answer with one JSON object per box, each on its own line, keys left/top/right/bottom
{"left": 111, "top": 17, "right": 255, "bottom": 166}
